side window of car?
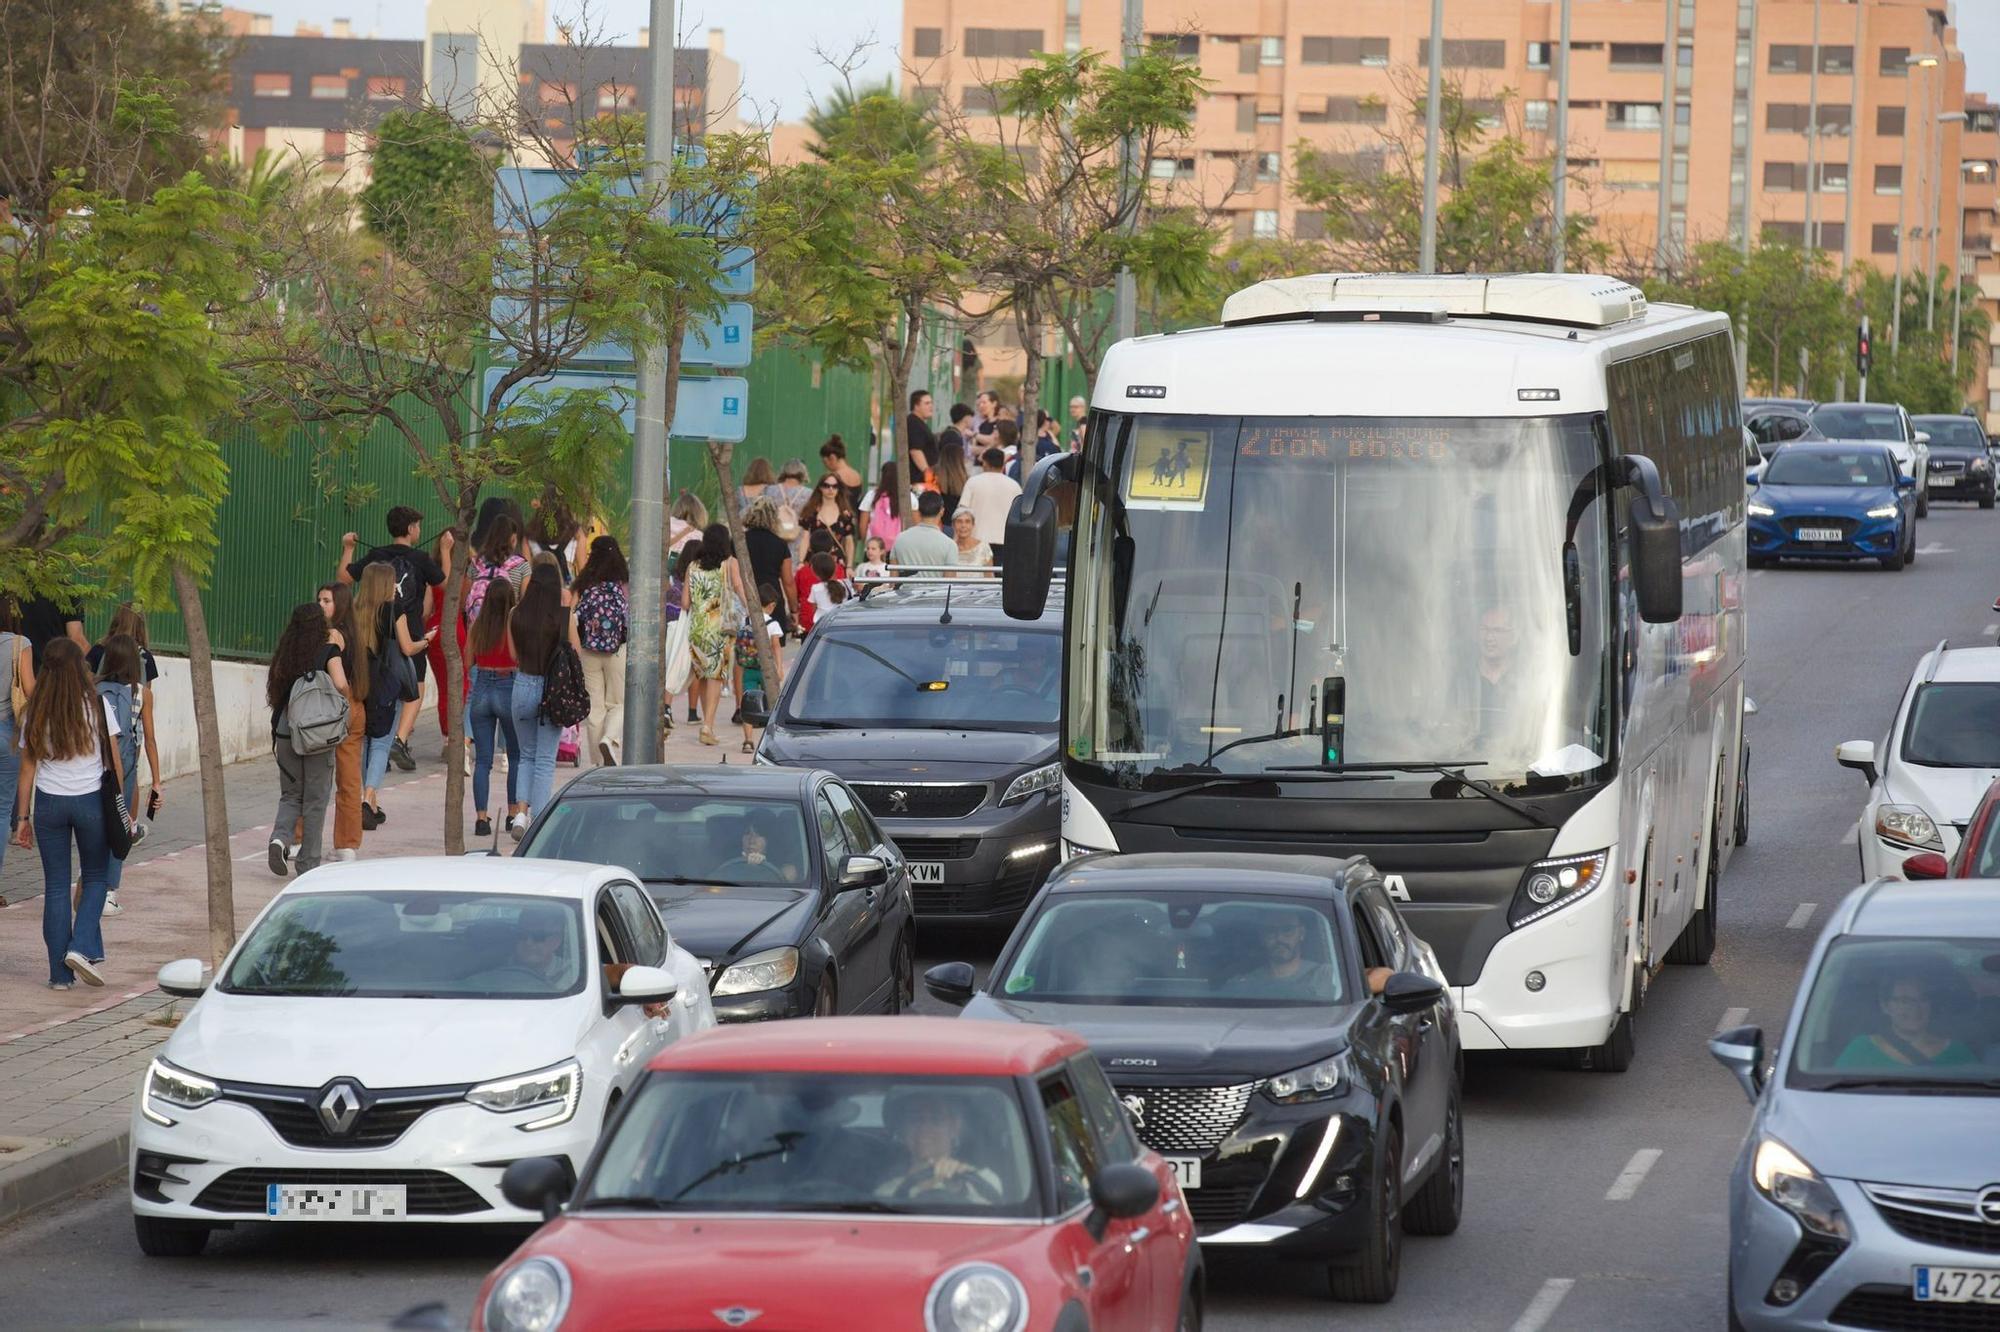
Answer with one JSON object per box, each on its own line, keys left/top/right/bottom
{"left": 609, "top": 881, "right": 667, "bottom": 966}
{"left": 1068, "top": 1057, "right": 1139, "bottom": 1165}
{"left": 1350, "top": 902, "right": 1389, "bottom": 972}
{"left": 1039, "top": 1072, "right": 1101, "bottom": 1213}
{"left": 826, "top": 783, "right": 875, "bottom": 854}
{"left": 595, "top": 892, "right": 629, "bottom": 968}
{"left": 814, "top": 794, "right": 850, "bottom": 880}
{"left": 1358, "top": 887, "right": 1409, "bottom": 970}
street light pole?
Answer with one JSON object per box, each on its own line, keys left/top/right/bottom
{"left": 1930, "top": 110, "right": 1966, "bottom": 333}
{"left": 1954, "top": 164, "right": 1986, "bottom": 390}
{"left": 1892, "top": 53, "right": 1936, "bottom": 356}
{"left": 1804, "top": 0, "right": 1820, "bottom": 250}
{"left": 1552, "top": 0, "right": 1571, "bottom": 272}
{"left": 1111, "top": 0, "right": 1141, "bottom": 343}
{"left": 623, "top": 0, "right": 676, "bottom": 766}
{"left": 1419, "top": 0, "right": 1445, "bottom": 273}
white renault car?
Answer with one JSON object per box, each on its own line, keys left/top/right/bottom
{"left": 1838, "top": 641, "right": 2000, "bottom": 880}
{"left": 129, "top": 859, "right": 714, "bottom": 1256}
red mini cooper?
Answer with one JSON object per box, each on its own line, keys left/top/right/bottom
{"left": 473, "top": 1017, "right": 1201, "bottom": 1332}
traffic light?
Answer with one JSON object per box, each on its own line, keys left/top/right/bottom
{"left": 1857, "top": 319, "right": 1872, "bottom": 377}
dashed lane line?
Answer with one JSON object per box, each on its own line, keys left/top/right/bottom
{"left": 1509, "top": 1278, "right": 1577, "bottom": 1332}
{"left": 1984, "top": 624, "right": 2000, "bottom": 638}
{"left": 1786, "top": 902, "right": 1818, "bottom": 930}
{"left": 1717, "top": 1007, "right": 1749, "bottom": 1033}
{"left": 1839, "top": 820, "right": 1859, "bottom": 846}
{"left": 1605, "top": 1148, "right": 1664, "bottom": 1202}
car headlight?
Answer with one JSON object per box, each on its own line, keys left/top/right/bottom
{"left": 1747, "top": 501, "right": 1777, "bottom": 517}
{"left": 713, "top": 946, "right": 801, "bottom": 997}
{"left": 483, "top": 1256, "right": 572, "bottom": 1332}
{"left": 1508, "top": 849, "right": 1609, "bottom": 928}
{"left": 1266, "top": 1054, "right": 1343, "bottom": 1104}
{"left": 141, "top": 1058, "right": 218, "bottom": 1126}
{"left": 1875, "top": 803, "right": 1942, "bottom": 851}
{"left": 1972, "top": 457, "right": 1992, "bottom": 473}
{"left": 1865, "top": 505, "right": 1899, "bottom": 518}
{"left": 1000, "top": 762, "right": 1061, "bottom": 805}
{"left": 467, "top": 1060, "right": 582, "bottom": 1131}
{"left": 1751, "top": 1138, "right": 1851, "bottom": 1241}
{"left": 925, "top": 1263, "right": 1028, "bottom": 1332}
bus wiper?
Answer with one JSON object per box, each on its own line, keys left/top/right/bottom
{"left": 1269, "top": 761, "right": 1556, "bottom": 828}
{"left": 1117, "top": 768, "right": 1388, "bottom": 816}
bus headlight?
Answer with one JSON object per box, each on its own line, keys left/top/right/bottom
{"left": 1508, "top": 850, "right": 1609, "bottom": 927}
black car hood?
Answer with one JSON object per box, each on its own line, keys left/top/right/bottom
{"left": 764, "top": 727, "right": 1057, "bottom": 777}
{"left": 646, "top": 882, "right": 816, "bottom": 962}
{"left": 964, "top": 995, "right": 1355, "bottom": 1082}
{"left": 1928, "top": 446, "right": 1988, "bottom": 462}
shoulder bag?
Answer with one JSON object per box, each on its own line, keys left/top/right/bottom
{"left": 96, "top": 706, "right": 135, "bottom": 861}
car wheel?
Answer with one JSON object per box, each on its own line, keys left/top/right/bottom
{"left": 812, "top": 976, "right": 836, "bottom": 1017}
{"left": 888, "top": 929, "right": 916, "bottom": 1014}
{"left": 1572, "top": 1008, "right": 1636, "bottom": 1072}
{"left": 1882, "top": 541, "right": 1906, "bottom": 572}
{"left": 133, "top": 1214, "right": 210, "bottom": 1258}
{"left": 1326, "top": 1122, "right": 1401, "bottom": 1303}
{"left": 1917, "top": 490, "right": 1930, "bottom": 518}
{"left": 1177, "top": 1280, "right": 1203, "bottom": 1332}
{"left": 1907, "top": 529, "right": 1919, "bottom": 565}
{"left": 1981, "top": 490, "right": 1995, "bottom": 511}
{"left": 1402, "top": 1081, "right": 1463, "bottom": 1236}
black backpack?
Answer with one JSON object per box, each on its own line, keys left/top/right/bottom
{"left": 539, "top": 640, "right": 590, "bottom": 728}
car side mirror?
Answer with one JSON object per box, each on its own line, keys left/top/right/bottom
{"left": 1897, "top": 474, "right": 1916, "bottom": 490}
{"left": 739, "top": 689, "right": 771, "bottom": 729}
{"left": 612, "top": 965, "right": 678, "bottom": 1007}
{"left": 1902, "top": 851, "right": 1950, "bottom": 880}
{"left": 923, "top": 961, "right": 976, "bottom": 1007}
{"left": 1834, "top": 739, "right": 1878, "bottom": 785}
{"left": 1708, "top": 1023, "right": 1766, "bottom": 1103}
{"left": 499, "top": 1156, "right": 574, "bottom": 1221}
{"left": 1378, "top": 970, "right": 1446, "bottom": 1015}
{"left": 1084, "top": 1162, "right": 1159, "bottom": 1240}
{"left": 839, "top": 853, "right": 889, "bottom": 891}
{"left": 1915, "top": 431, "right": 1931, "bottom": 446}
{"left": 157, "top": 958, "right": 208, "bottom": 999}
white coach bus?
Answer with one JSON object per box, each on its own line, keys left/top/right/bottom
{"left": 1001, "top": 273, "right": 1747, "bottom": 1071}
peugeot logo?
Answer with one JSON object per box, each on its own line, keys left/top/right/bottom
{"left": 317, "top": 1081, "right": 363, "bottom": 1136}
{"left": 712, "top": 1310, "right": 762, "bottom": 1327}
{"left": 1978, "top": 1186, "right": 2000, "bottom": 1226}
{"left": 1120, "top": 1093, "right": 1146, "bottom": 1130}
{"left": 888, "top": 789, "right": 910, "bottom": 813}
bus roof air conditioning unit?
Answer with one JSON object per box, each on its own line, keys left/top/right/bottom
{"left": 1219, "top": 273, "right": 1648, "bottom": 330}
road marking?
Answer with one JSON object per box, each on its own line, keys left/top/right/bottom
{"left": 1786, "top": 902, "right": 1818, "bottom": 930}
{"left": 1717, "top": 1007, "right": 1749, "bottom": 1033}
{"left": 1510, "top": 1278, "right": 1577, "bottom": 1332}
{"left": 1840, "top": 820, "right": 1859, "bottom": 846}
{"left": 1984, "top": 624, "right": 2000, "bottom": 638}
{"left": 1605, "top": 1148, "right": 1663, "bottom": 1201}
{"left": 1915, "top": 543, "right": 1954, "bottom": 556}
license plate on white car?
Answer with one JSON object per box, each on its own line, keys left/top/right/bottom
{"left": 1164, "top": 1157, "right": 1202, "bottom": 1190}
{"left": 908, "top": 861, "right": 944, "bottom": 884}
{"left": 1797, "top": 526, "right": 1845, "bottom": 542}
{"left": 1916, "top": 1267, "right": 2000, "bottom": 1303}
{"left": 265, "top": 1183, "right": 407, "bottom": 1220}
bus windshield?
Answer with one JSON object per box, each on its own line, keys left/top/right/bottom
{"left": 1067, "top": 413, "right": 1613, "bottom": 793}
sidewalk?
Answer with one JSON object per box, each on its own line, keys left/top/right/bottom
{"left": 0, "top": 690, "right": 765, "bottom": 1226}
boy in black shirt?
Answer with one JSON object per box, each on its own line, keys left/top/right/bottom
{"left": 337, "top": 505, "right": 448, "bottom": 771}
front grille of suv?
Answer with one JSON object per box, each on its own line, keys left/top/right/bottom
{"left": 850, "top": 782, "right": 987, "bottom": 820}
{"left": 1111, "top": 1082, "right": 1259, "bottom": 1155}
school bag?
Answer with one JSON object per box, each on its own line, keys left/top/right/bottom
{"left": 285, "top": 669, "right": 350, "bottom": 756}
{"left": 538, "top": 640, "right": 591, "bottom": 728}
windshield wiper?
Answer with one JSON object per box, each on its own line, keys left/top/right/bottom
{"left": 652, "top": 875, "right": 751, "bottom": 887}
{"left": 1268, "top": 761, "right": 1556, "bottom": 828}
{"left": 1115, "top": 768, "right": 1392, "bottom": 816}
{"left": 571, "top": 1195, "right": 671, "bottom": 1210}
{"left": 1815, "top": 1076, "right": 2000, "bottom": 1093}
{"left": 774, "top": 1200, "right": 915, "bottom": 1215}
{"left": 669, "top": 1132, "right": 808, "bottom": 1201}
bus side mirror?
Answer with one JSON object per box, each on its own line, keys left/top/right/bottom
{"left": 1621, "top": 454, "right": 1683, "bottom": 625}
{"left": 1004, "top": 454, "right": 1074, "bottom": 621}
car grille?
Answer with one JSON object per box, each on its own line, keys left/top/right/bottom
{"left": 1863, "top": 1183, "right": 2000, "bottom": 1255}
{"left": 891, "top": 835, "right": 979, "bottom": 860}
{"left": 1185, "top": 1179, "right": 1263, "bottom": 1233}
{"left": 217, "top": 1080, "right": 470, "bottom": 1150}
{"left": 1112, "top": 1083, "right": 1260, "bottom": 1155}
{"left": 192, "top": 1168, "right": 490, "bottom": 1215}
{"left": 1831, "top": 1284, "right": 2000, "bottom": 1331}
{"left": 850, "top": 782, "right": 987, "bottom": 820}
{"left": 1932, "top": 459, "right": 1966, "bottom": 475}
{"left": 913, "top": 863, "right": 1041, "bottom": 917}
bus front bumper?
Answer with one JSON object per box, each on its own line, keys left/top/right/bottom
{"left": 1450, "top": 865, "right": 1623, "bottom": 1051}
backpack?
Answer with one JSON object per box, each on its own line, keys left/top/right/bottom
{"left": 95, "top": 681, "right": 140, "bottom": 777}
{"left": 538, "top": 640, "right": 590, "bottom": 728}
{"left": 285, "top": 669, "right": 350, "bottom": 756}
{"left": 575, "top": 582, "right": 628, "bottom": 654}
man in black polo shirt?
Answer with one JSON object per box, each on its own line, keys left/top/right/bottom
{"left": 337, "top": 505, "right": 447, "bottom": 772}
{"left": 21, "top": 596, "right": 86, "bottom": 670}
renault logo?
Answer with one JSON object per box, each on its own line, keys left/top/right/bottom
{"left": 1978, "top": 1186, "right": 2000, "bottom": 1225}
{"left": 317, "top": 1081, "right": 363, "bottom": 1136}
{"left": 1120, "top": 1094, "right": 1146, "bottom": 1130}
{"left": 712, "top": 1310, "right": 762, "bottom": 1327}
{"left": 888, "top": 789, "right": 910, "bottom": 813}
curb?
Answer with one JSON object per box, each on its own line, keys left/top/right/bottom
{"left": 0, "top": 1126, "right": 129, "bottom": 1228}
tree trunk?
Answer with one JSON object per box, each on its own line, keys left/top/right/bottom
{"left": 171, "top": 563, "right": 236, "bottom": 969}
{"left": 1017, "top": 295, "right": 1044, "bottom": 431}
{"left": 709, "top": 442, "right": 782, "bottom": 700}
{"left": 890, "top": 306, "right": 923, "bottom": 530}
{"left": 438, "top": 534, "right": 467, "bottom": 856}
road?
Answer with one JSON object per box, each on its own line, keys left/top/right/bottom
{"left": 3, "top": 504, "right": 1995, "bottom": 1329}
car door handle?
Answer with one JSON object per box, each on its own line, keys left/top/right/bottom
{"left": 1124, "top": 1226, "right": 1151, "bottom": 1251}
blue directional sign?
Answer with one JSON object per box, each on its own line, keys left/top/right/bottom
{"left": 719, "top": 246, "right": 754, "bottom": 297}
{"left": 482, "top": 367, "right": 749, "bottom": 442}
{"left": 681, "top": 302, "right": 753, "bottom": 368}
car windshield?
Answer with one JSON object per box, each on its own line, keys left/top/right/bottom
{"left": 1812, "top": 405, "right": 1903, "bottom": 442}
{"left": 581, "top": 1072, "right": 1041, "bottom": 1217}
{"left": 1763, "top": 450, "right": 1892, "bottom": 488}
{"left": 219, "top": 891, "right": 586, "bottom": 998}
{"left": 782, "top": 625, "right": 1060, "bottom": 731}
{"left": 1788, "top": 936, "right": 2000, "bottom": 1092}
{"left": 1918, "top": 418, "right": 1988, "bottom": 450}
{"left": 1748, "top": 413, "right": 1819, "bottom": 452}
{"left": 522, "top": 795, "right": 813, "bottom": 886}
{"left": 997, "top": 892, "right": 1349, "bottom": 1007}
{"left": 1900, "top": 683, "right": 2000, "bottom": 768}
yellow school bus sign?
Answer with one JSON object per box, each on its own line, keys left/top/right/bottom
{"left": 1125, "top": 426, "right": 1212, "bottom": 508}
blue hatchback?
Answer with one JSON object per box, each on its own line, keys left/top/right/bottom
{"left": 1747, "top": 442, "right": 1916, "bottom": 570}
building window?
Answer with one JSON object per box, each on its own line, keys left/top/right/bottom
{"left": 1252, "top": 208, "right": 1279, "bottom": 238}
{"left": 964, "top": 28, "right": 1042, "bottom": 59}
{"left": 1762, "top": 220, "right": 1805, "bottom": 246}
{"left": 1768, "top": 44, "right": 1806, "bottom": 73}
{"left": 1879, "top": 46, "right": 1910, "bottom": 76}
{"left": 1609, "top": 43, "right": 1665, "bottom": 68}
{"left": 366, "top": 75, "right": 405, "bottom": 100}
{"left": 1295, "top": 210, "right": 1325, "bottom": 240}
{"left": 1877, "top": 105, "right": 1906, "bottom": 136}
{"left": 1146, "top": 32, "right": 1199, "bottom": 58}
{"left": 1299, "top": 95, "right": 1387, "bottom": 125}
{"left": 910, "top": 84, "right": 942, "bottom": 109}
{"left": 1525, "top": 99, "right": 1551, "bottom": 131}
{"left": 1237, "top": 40, "right": 1258, "bottom": 76}
{"left": 1256, "top": 105, "right": 1281, "bottom": 125}
{"left": 1301, "top": 36, "right": 1390, "bottom": 66}
{"left": 251, "top": 72, "right": 291, "bottom": 97}
{"left": 1818, "top": 162, "right": 1847, "bottom": 193}
{"left": 1418, "top": 38, "right": 1506, "bottom": 69}
{"left": 1608, "top": 102, "right": 1663, "bottom": 131}
{"left": 1871, "top": 222, "right": 1899, "bottom": 253}
{"left": 963, "top": 86, "right": 998, "bottom": 115}
{"left": 913, "top": 27, "right": 942, "bottom": 59}
{"left": 309, "top": 74, "right": 347, "bottom": 100}
{"left": 1815, "top": 221, "right": 1844, "bottom": 251}
{"left": 538, "top": 80, "right": 574, "bottom": 107}
{"left": 1468, "top": 99, "right": 1503, "bottom": 127}
{"left": 1236, "top": 97, "right": 1255, "bottom": 133}
{"left": 1875, "top": 163, "right": 1903, "bottom": 194}
{"left": 1815, "top": 104, "right": 1851, "bottom": 131}
{"left": 1259, "top": 36, "right": 1284, "bottom": 65}
{"left": 1528, "top": 41, "right": 1552, "bottom": 69}
{"left": 1820, "top": 46, "right": 1854, "bottom": 74}
{"left": 1258, "top": 151, "right": 1280, "bottom": 182}
{"left": 1603, "top": 159, "right": 1660, "bottom": 190}
{"left": 1147, "top": 156, "right": 1193, "bottom": 180}
{"left": 597, "top": 83, "right": 636, "bottom": 113}
{"left": 1762, "top": 161, "right": 1806, "bottom": 191}
{"left": 1766, "top": 103, "right": 1809, "bottom": 132}
{"left": 1970, "top": 109, "right": 1997, "bottom": 133}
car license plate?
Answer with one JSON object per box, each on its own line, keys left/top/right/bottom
{"left": 909, "top": 861, "right": 944, "bottom": 885}
{"left": 1165, "top": 1157, "right": 1202, "bottom": 1190}
{"left": 1932, "top": 474, "right": 1957, "bottom": 486}
{"left": 1797, "top": 526, "right": 1845, "bottom": 542}
{"left": 265, "top": 1183, "right": 407, "bottom": 1220}
{"left": 1916, "top": 1267, "right": 2000, "bottom": 1303}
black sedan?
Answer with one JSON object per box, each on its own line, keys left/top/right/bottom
{"left": 925, "top": 852, "right": 1461, "bottom": 1304}
{"left": 517, "top": 766, "right": 916, "bottom": 1022}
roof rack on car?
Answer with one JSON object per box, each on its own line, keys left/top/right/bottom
{"left": 1922, "top": 638, "right": 1951, "bottom": 684}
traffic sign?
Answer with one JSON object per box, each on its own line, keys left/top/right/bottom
{"left": 482, "top": 366, "right": 749, "bottom": 441}
{"left": 490, "top": 299, "right": 753, "bottom": 368}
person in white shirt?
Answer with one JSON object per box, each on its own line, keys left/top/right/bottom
{"left": 957, "top": 447, "right": 1022, "bottom": 568}
{"left": 951, "top": 509, "right": 993, "bottom": 576}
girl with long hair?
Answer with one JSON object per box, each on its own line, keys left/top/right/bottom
{"left": 93, "top": 634, "right": 149, "bottom": 912}
{"left": 799, "top": 472, "right": 857, "bottom": 567}
{"left": 571, "top": 535, "right": 630, "bottom": 766}
{"left": 266, "top": 603, "right": 349, "bottom": 877}
{"left": 737, "top": 456, "right": 776, "bottom": 514}
{"left": 668, "top": 543, "right": 701, "bottom": 728}
{"left": 0, "top": 596, "right": 36, "bottom": 876}
{"left": 932, "top": 439, "right": 970, "bottom": 521}
{"left": 353, "top": 561, "right": 427, "bottom": 828}
{"left": 466, "top": 576, "right": 521, "bottom": 837}
{"left": 682, "top": 523, "right": 745, "bottom": 747}
{"left": 13, "top": 638, "right": 131, "bottom": 988}
{"left": 668, "top": 491, "right": 708, "bottom": 560}
{"left": 866, "top": 460, "right": 905, "bottom": 549}
{"left": 507, "top": 560, "right": 581, "bottom": 827}
{"left": 806, "top": 551, "right": 849, "bottom": 630}
{"left": 85, "top": 606, "right": 162, "bottom": 876}
{"left": 310, "top": 582, "right": 365, "bottom": 861}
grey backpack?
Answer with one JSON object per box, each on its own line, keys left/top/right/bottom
{"left": 285, "top": 670, "right": 349, "bottom": 756}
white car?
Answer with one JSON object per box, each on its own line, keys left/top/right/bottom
{"left": 1811, "top": 401, "right": 1932, "bottom": 517}
{"left": 129, "top": 858, "right": 715, "bottom": 1256}
{"left": 1837, "top": 641, "right": 2000, "bottom": 880}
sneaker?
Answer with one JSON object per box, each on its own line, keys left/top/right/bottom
{"left": 597, "top": 739, "right": 617, "bottom": 767}
{"left": 267, "top": 838, "right": 289, "bottom": 877}
{"left": 63, "top": 952, "right": 104, "bottom": 986}
{"left": 508, "top": 813, "right": 529, "bottom": 842}
{"left": 688, "top": 705, "right": 701, "bottom": 723}
{"left": 47, "top": 980, "right": 73, "bottom": 991}
{"left": 286, "top": 842, "right": 301, "bottom": 863}
{"left": 101, "top": 893, "right": 123, "bottom": 917}
{"left": 331, "top": 848, "right": 357, "bottom": 862}
{"left": 390, "top": 737, "right": 416, "bottom": 771}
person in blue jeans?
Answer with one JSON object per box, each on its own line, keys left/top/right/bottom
{"left": 94, "top": 634, "right": 148, "bottom": 912}
{"left": 352, "top": 561, "right": 433, "bottom": 829}
{"left": 0, "top": 601, "right": 34, "bottom": 873}
{"left": 507, "top": 559, "right": 580, "bottom": 836}
{"left": 12, "top": 638, "right": 130, "bottom": 989}
{"left": 465, "top": 578, "right": 521, "bottom": 839}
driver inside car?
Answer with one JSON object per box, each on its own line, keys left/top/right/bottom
{"left": 876, "top": 1091, "right": 1004, "bottom": 1206}
{"left": 714, "top": 819, "right": 801, "bottom": 884}
{"left": 465, "top": 903, "right": 572, "bottom": 991}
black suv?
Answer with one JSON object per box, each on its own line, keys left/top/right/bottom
{"left": 751, "top": 581, "right": 1062, "bottom": 925}
{"left": 1911, "top": 413, "right": 1995, "bottom": 508}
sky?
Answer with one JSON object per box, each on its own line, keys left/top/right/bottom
{"left": 236, "top": 0, "right": 1997, "bottom": 125}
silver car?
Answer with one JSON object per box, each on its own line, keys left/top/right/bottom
{"left": 1712, "top": 879, "right": 2000, "bottom": 1330}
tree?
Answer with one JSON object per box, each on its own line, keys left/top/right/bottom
{"left": 1147, "top": 233, "right": 1327, "bottom": 333}
{"left": 1645, "top": 239, "right": 1849, "bottom": 398}
{"left": 359, "top": 108, "right": 488, "bottom": 256}
{"left": 1852, "top": 265, "right": 1992, "bottom": 413}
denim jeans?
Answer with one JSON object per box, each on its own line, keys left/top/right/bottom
{"left": 468, "top": 667, "right": 520, "bottom": 813}
{"left": 362, "top": 731, "right": 393, "bottom": 792}
{"left": 509, "top": 672, "right": 559, "bottom": 817}
{"left": 0, "top": 717, "right": 17, "bottom": 875}
{"left": 35, "top": 789, "right": 110, "bottom": 984}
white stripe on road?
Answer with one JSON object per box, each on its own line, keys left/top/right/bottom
{"left": 1840, "top": 820, "right": 1859, "bottom": 846}
{"left": 1605, "top": 1148, "right": 1663, "bottom": 1201}
{"left": 1786, "top": 902, "right": 1818, "bottom": 930}
{"left": 1717, "top": 1007, "right": 1749, "bottom": 1033}
{"left": 1984, "top": 623, "right": 2000, "bottom": 638}
{"left": 1510, "top": 1278, "right": 1577, "bottom": 1332}
{"left": 1915, "top": 543, "right": 1953, "bottom": 556}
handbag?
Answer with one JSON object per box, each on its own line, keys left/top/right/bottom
{"left": 385, "top": 646, "right": 421, "bottom": 703}
{"left": 662, "top": 617, "right": 693, "bottom": 695}
{"left": 3, "top": 633, "right": 25, "bottom": 720}
{"left": 97, "top": 709, "right": 134, "bottom": 861}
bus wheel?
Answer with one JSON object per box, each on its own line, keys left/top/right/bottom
{"left": 1733, "top": 750, "right": 1749, "bottom": 846}
{"left": 1571, "top": 1008, "right": 1636, "bottom": 1073}
{"left": 1668, "top": 812, "right": 1721, "bottom": 966}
